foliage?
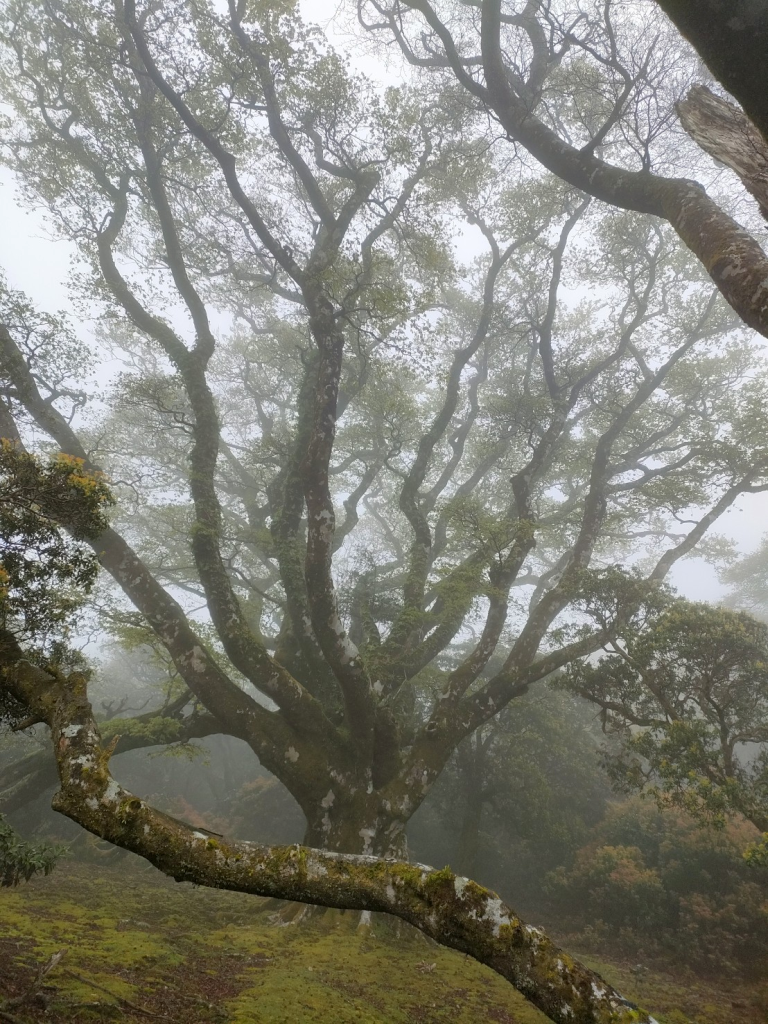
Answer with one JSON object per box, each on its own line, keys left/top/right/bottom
{"left": 562, "top": 601, "right": 768, "bottom": 833}
{"left": 0, "top": 812, "right": 63, "bottom": 887}
{"left": 545, "top": 798, "right": 768, "bottom": 977}
{"left": 744, "top": 832, "right": 768, "bottom": 867}
{"left": 0, "top": 440, "right": 112, "bottom": 653}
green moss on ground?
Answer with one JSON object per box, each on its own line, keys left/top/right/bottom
{"left": 0, "top": 860, "right": 764, "bottom": 1023}
{"left": 572, "top": 954, "right": 768, "bottom": 1024}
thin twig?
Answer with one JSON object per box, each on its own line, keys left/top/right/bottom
{"left": 6, "top": 947, "right": 67, "bottom": 1009}
{"left": 63, "top": 970, "right": 177, "bottom": 1021}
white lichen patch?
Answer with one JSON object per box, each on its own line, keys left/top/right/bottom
{"left": 192, "top": 831, "right": 209, "bottom": 840}
{"left": 522, "top": 923, "right": 544, "bottom": 950}
{"left": 101, "top": 779, "right": 121, "bottom": 805}
{"left": 320, "top": 789, "right": 335, "bottom": 809}
{"left": 358, "top": 826, "right": 376, "bottom": 855}
{"left": 184, "top": 645, "right": 208, "bottom": 673}
{"left": 480, "top": 897, "right": 513, "bottom": 936}
{"left": 61, "top": 724, "right": 83, "bottom": 738}
{"left": 72, "top": 753, "right": 96, "bottom": 769}
{"left": 285, "top": 746, "right": 300, "bottom": 763}
{"left": 313, "top": 848, "right": 382, "bottom": 868}
{"left": 305, "top": 855, "right": 328, "bottom": 880}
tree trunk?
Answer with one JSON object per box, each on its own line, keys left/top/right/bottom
{"left": 302, "top": 793, "right": 409, "bottom": 859}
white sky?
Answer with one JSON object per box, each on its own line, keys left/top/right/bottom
{"left": 1, "top": 1, "right": 767, "bottom": 607}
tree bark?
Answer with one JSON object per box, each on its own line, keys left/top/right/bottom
{"left": 678, "top": 84, "right": 768, "bottom": 219}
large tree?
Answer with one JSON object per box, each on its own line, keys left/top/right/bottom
{"left": 2, "top": 0, "right": 768, "bottom": 1020}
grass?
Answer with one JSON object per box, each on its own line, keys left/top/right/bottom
{"left": 0, "top": 859, "right": 765, "bottom": 1023}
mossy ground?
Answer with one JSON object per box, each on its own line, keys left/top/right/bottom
{"left": 0, "top": 859, "right": 765, "bottom": 1023}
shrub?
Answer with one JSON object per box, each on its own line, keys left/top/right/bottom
{"left": 545, "top": 798, "right": 768, "bottom": 976}
{"left": 0, "top": 812, "right": 63, "bottom": 886}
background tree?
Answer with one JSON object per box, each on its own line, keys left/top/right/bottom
{"left": 561, "top": 601, "right": 768, "bottom": 838}
{"left": 722, "top": 536, "right": 768, "bottom": 622}
{"left": 414, "top": 688, "right": 609, "bottom": 891}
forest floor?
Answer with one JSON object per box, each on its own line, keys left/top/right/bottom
{"left": 0, "top": 859, "right": 765, "bottom": 1024}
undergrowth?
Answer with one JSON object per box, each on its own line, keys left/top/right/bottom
{"left": 0, "top": 859, "right": 764, "bottom": 1023}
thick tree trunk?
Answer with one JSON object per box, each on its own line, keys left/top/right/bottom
{"left": 302, "top": 793, "right": 409, "bottom": 859}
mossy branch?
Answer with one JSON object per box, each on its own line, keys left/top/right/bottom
{"left": 1, "top": 653, "right": 657, "bottom": 1024}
